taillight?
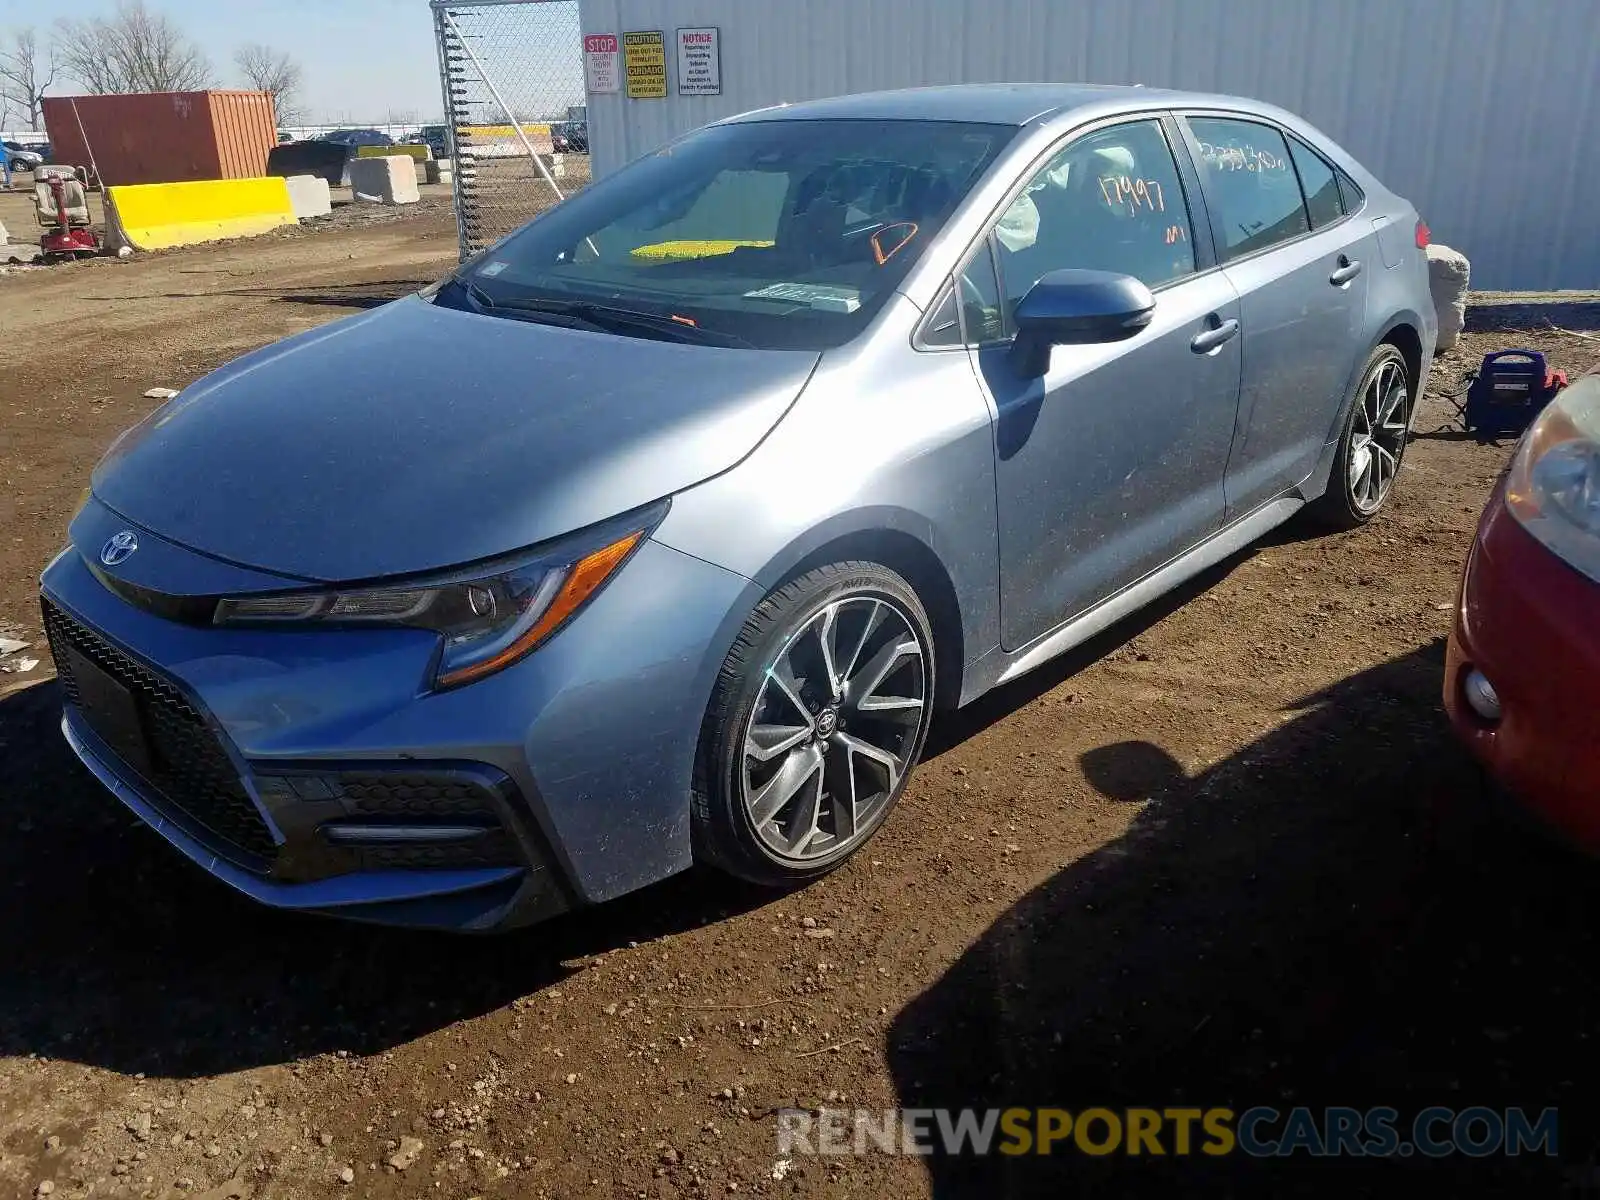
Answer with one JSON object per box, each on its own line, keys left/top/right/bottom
{"left": 1414, "top": 220, "right": 1431, "bottom": 249}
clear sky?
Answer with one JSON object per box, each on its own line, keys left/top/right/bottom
{"left": 0, "top": 0, "right": 581, "bottom": 126}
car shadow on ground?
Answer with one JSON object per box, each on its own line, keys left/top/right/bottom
{"left": 889, "top": 639, "right": 1600, "bottom": 1198}
{"left": 0, "top": 679, "right": 780, "bottom": 1078}
{"left": 274, "top": 292, "right": 398, "bottom": 310}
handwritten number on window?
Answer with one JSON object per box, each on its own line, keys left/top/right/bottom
{"left": 1196, "top": 141, "right": 1285, "bottom": 173}
{"left": 1098, "top": 175, "right": 1166, "bottom": 215}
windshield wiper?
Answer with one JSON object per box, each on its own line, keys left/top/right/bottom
{"left": 442, "top": 278, "right": 753, "bottom": 348}
{"left": 493, "top": 297, "right": 755, "bottom": 349}
{"left": 447, "top": 277, "right": 611, "bottom": 334}
{"left": 460, "top": 277, "right": 498, "bottom": 312}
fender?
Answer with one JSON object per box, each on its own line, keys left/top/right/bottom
{"left": 737, "top": 504, "right": 992, "bottom": 710}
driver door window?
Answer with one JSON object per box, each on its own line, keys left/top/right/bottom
{"left": 992, "top": 119, "right": 1196, "bottom": 313}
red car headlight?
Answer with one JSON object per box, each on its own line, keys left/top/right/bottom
{"left": 1504, "top": 378, "right": 1600, "bottom": 582}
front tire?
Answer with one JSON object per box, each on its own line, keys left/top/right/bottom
{"left": 1309, "top": 344, "right": 1412, "bottom": 530}
{"left": 692, "top": 561, "right": 935, "bottom": 887}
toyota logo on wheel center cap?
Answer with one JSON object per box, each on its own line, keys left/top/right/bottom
{"left": 100, "top": 531, "right": 139, "bottom": 567}
{"left": 816, "top": 707, "right": 839, "bottom": 738}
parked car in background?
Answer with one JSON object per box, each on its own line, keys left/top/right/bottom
{"left": 43, "top": 84, "right": 1435, "bottom": 932}
{"left": 319, "top": 128, "right": 394, "bottom": 149}
{"left": 407, "top": 125, "right": 454, "bottom": 162}
{"left": 551, "top": 121, "right": 588, "bottom": 153}
{"left": 2, "top": 141, "right": 45, "bottom": 171}
{"left": 1445, "top": 371, "right": 1600, "bottom": 846}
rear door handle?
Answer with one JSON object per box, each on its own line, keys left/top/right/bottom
{"left": 1190, "top": 317, "right": 1240, "bottom": 354}
{"left": 1330, "top": 256, "right": 1363, "bottom": 286}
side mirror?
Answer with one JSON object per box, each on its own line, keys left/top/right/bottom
{"left": 1010, "top": 269, "right": 1156, "bottom": 378}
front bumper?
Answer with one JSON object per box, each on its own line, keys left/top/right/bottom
{"left": 1443, "top": 486, "right": 1600, "bottom": 850}
{"left": 40, "top": 520, "right": 754, "bottom": 931}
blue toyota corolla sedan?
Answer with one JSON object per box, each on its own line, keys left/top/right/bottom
{"left": 41, "top": 85, "right": 1435, "bottom": 930}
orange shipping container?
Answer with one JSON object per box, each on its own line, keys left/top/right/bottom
{"left": 42, "top": 90, "right": 279, "bottom": 187}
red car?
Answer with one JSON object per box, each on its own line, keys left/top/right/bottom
{"left": 1445, "top": 371, "right": 1600, "bottom": 845}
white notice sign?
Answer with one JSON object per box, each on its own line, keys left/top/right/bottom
{"left": 676, "top": 27, "right": 721, "bottom": 96}
{"left": 584, "top": 33, "right": 620, "bottom": 94}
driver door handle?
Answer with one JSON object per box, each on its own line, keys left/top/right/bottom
{"left": 1190, "top": 317, "right": 1240, "bottom": 354}
{"left": 1330, "top": 256, "right": 1363, "bottom": 286}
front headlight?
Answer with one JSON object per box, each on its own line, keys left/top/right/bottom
{"left": 214, "top": 511, "right": 658, "bottom": 689}
{"left": 1504, "top": 378, "right": 1600, "bottom": 581}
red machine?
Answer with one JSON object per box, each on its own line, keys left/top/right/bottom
{"left": 34, "top": 168, "right": 99, "bottom": 261}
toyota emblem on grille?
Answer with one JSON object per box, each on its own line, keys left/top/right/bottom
{"left": 100, "top": 531, "right": 139, "bottom": 567}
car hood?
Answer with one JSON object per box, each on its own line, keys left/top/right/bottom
{"left": 92, "top": 295, "right": 818, "bottom": 582}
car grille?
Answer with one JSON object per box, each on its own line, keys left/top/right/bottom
{"left": 42, "top": 599, "right": 278, "bottom": 869}
{"left": 338, "top": 772, "right": 507, "bottom": 820}
{"left": 362, "top": 834, "right": 521, "bottom": 871}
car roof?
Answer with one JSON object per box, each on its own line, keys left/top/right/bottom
{"left": 719, "top": 82, "right": 1250, "bottom": 127}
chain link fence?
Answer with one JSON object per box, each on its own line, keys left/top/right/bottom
{"left": 432, "top": 0, "right": 587, "bottom": 260}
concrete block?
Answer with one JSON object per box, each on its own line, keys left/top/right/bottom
{"left": 348, "top": 155, "right": 420, "bottom": 206}
{"left": 285, "top": 174, "right": 332, "bottom": 220}
{"left": 416, "top": 160, "right": 455, "bottom": 187}
{"left": 1427, "top": 243, "right": 1470, "bottom": 351}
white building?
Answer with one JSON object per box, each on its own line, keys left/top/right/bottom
{"left": 577, "top": 0, "right": 1600, "bottom": 290}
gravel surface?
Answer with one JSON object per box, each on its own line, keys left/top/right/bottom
{"left": 2, "top": 202, "right": 1598, "bottom": 1198}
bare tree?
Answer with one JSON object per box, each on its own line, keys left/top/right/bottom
{"left": 0, "top": 28, "right": 57, "bottom": 130}
{"left": 55, "top": 1, "right": 214, "bottom": 95}
{"left": 234, "top": 43, "right": 302, "bottom": 124}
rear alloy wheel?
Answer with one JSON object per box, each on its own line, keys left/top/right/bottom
{"left": 1311, "top": 345, "right": 1411, "bottom": 529}
{"left": 693, "top": 562, "right": 934, "bottom": 886}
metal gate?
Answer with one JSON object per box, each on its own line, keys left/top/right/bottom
{"left": 431, "top": 0, "right": 585, "bottom": 260}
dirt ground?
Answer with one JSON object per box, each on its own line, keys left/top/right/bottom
{"left": 3, "top": 195, "right": 1600, "bottom": 1200}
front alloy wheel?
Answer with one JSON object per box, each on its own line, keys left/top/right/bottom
{"left": 693, "top": 562, "right": 935, "bottom": 885}
{"left": 743, "top": 594, "right": 925, "bottom": 862}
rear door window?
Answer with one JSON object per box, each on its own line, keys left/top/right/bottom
{"left": 1186, "top": 117, "right": 1310, "bottom": 260}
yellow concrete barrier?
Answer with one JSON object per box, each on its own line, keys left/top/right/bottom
{"left": 461, "top": 123, "right": 550, "bottom": 139}
{"left": 357, "top": 144, "right": 429, "bottom": 160}
{"left": 106, "top": 177, "right": 295, "bottom": 252}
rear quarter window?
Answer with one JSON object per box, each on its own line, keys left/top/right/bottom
{"left": 1286, "top": 135, "right": 1346, "bottom": 229}
{"left": 1337, "top": 170, "right": 1366, "bottom": 213}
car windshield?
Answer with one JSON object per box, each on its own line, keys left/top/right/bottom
{"left": 450, "top": 118, "right": 1015, "bottom": 350}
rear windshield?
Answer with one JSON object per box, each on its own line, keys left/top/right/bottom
{"left": 459, "top": 118, "right": 1015, "bottom": 350}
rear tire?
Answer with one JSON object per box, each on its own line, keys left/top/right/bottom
{"left": 1309, "top": 344, "right": 1412, "bottom": 530}
{"left": 692, "top": 561, "right": 935, "bottom": 887}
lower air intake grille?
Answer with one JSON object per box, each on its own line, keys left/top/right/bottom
{"left": 43, "top": 599, "right": 277, "bottom": 869}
